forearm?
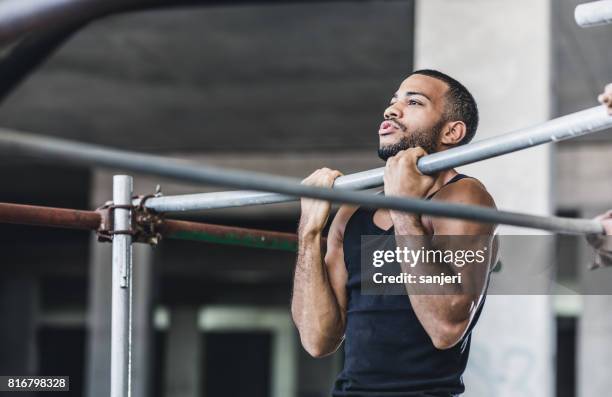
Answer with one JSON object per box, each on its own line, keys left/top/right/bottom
{"left": 391, "top": 212, "right": 479, "bottom": 346}
{"left": 394, "top": 215, "right": 466, "bottom": 297}
{"left": 291, "top": 229, "right": 344, "bottom": 356}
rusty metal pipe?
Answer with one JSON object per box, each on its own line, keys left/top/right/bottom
{"left": 0, "top": 202, "right": 101, "bottom": 230}
{"left": 159, "top": 219, "right": 300, "bottom": 252}
{"left": 0, "top": 202, "right": 304, "bottom": 251}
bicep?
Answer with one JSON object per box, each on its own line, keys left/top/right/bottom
{"left": 430, "top": 181, "right": 496, "bottom": 307}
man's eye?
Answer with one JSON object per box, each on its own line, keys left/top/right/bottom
{"left": 407, "top": 99, "right": 421, "bottom": 105}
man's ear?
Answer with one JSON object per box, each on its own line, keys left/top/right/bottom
{"left": 440, "top": 121, "right": 467, "bottom": 146}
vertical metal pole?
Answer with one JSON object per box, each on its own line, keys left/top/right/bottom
{"left": 111, "top": 175, "right": 133, "bottom": 397}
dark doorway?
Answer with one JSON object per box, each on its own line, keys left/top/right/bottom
{"left": 203, "top": 331, "right": 272, "bottom": 397}
{"left": 556, "top": 316, "right": 576, "bottom": 397}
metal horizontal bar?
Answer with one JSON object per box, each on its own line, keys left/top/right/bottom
{"left": 575, "top": 0, "right": 612, "bottom": 27}
{"left": 143, "top": 105, "right": 612, "bottom": 212}
{"left": 159, "top": 219, "right": 300, "bottom": 251}
{"left": 0, "top": 202, "right": 101, "bottom": 230}
{"left": 139, "top": 167, "right": 386, "bottom": 212}
{"left": 0, "top": 201, "right": 304, "bottom": 250}
{"left": 0, "top": 126, "right": 606, "bottom": 235}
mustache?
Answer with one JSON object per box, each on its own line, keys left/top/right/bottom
{"left": 388, "top": 118, "right": 407, "bottom": 132}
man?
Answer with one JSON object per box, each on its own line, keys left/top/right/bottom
{"left": 291, "top": 69, "right": 497, "bottom": 396}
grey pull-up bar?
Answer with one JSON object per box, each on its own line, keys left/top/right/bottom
{"left": 141, "top": 105, "right": 612, "bottom": 212}
{"left": 0, "top": 106, "right": 609, "bottom": 235}
{"left": 575, "top": 0, "right": 612, "bottom": 27}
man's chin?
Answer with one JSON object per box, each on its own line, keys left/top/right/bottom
{"left": 378, "top": 140, "right": 403, "bottom": 152}
{"left": 378, "top": 145, "right": 401, "bottom": 161}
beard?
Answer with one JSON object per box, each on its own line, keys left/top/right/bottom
{"left": 377, "top": 118, "right": 445, "bottom": 161}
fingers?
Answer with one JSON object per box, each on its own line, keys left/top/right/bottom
{"left": 301, "top": 168, "right": 343, "bottom": 188}
{"left": 388, "top": 147, "right": 429, "bottom": 159}
{"left": 594, "top": 210, "right": 612, "bottom": 222}
{"left": 411, "top": 147, "right": 429, "bottom": 163}
{"left": 599, "top": 84, "right": 612, "bottom": 115}
{"left": 601, "top": 218, "right": 612, "bottom": 236}
{"left": 385, "top": 147, "right": 429, "bottom": 171}
{"left": 594, "top": 211, "right": 612, "bottom": 235}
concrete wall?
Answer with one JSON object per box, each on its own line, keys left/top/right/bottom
{"left": 415, "top": 0, "right": 554, "bottom": 395}
{"left": 557, "top": 143, "right": 612, "bottom": 210}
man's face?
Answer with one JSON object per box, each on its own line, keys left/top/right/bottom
{"left": 378, "top": 74, "right": 449, "bottom": 160}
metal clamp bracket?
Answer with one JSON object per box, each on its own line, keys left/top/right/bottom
{"left": 96, "top": 189, "right": 164, "bottom": 245}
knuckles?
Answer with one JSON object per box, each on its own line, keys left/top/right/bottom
{"left": 301, "top": 167, "right": 342, "bottom": 187}
{"left": 388, "top": 147, "right": 428, "bottom": 162}
{"left": 386, "top": 147, "right": 428, "bottom": 169}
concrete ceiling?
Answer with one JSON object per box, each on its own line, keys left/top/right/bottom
{"left": 0, "top": 1, "right": 415, "bottom": 152}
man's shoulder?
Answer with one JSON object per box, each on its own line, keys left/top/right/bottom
{"left": 434, "top": 176, "right": 496, "bottom": 209}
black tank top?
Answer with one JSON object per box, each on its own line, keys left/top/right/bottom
{"left": 332, "top": 174, "right": 487, "bottom": 397}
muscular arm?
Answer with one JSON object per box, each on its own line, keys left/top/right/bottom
{"left": 291, "top": 167, "right": 353, "bottom": 357}
{"left": 391, "top": 179, "right": 496, "bottom": 349}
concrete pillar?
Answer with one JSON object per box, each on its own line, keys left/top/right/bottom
{"left": 415, "top": 0, "right": 554, "bottom": 396}
{"left": 132, "top": 244, "right": 156, "bottom": 397}
{"left": 164, "top": 307, "right": 201, "bottom": 397}
{"left": 85, "top": 236, "right": 112, "bottom": 397}
{"left": 578, "top": 296, "right": 612, "bottom": 395}
{"left": 577, "top": 207, "right": 612, "bottom": 397}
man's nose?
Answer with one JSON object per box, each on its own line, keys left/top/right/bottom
{"left": 384, "top": 104, "right": 402, "bottom": 120}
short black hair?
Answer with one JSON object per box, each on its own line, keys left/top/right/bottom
{"left": 409, "top": 69, "right": 479, "bottom": 145}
